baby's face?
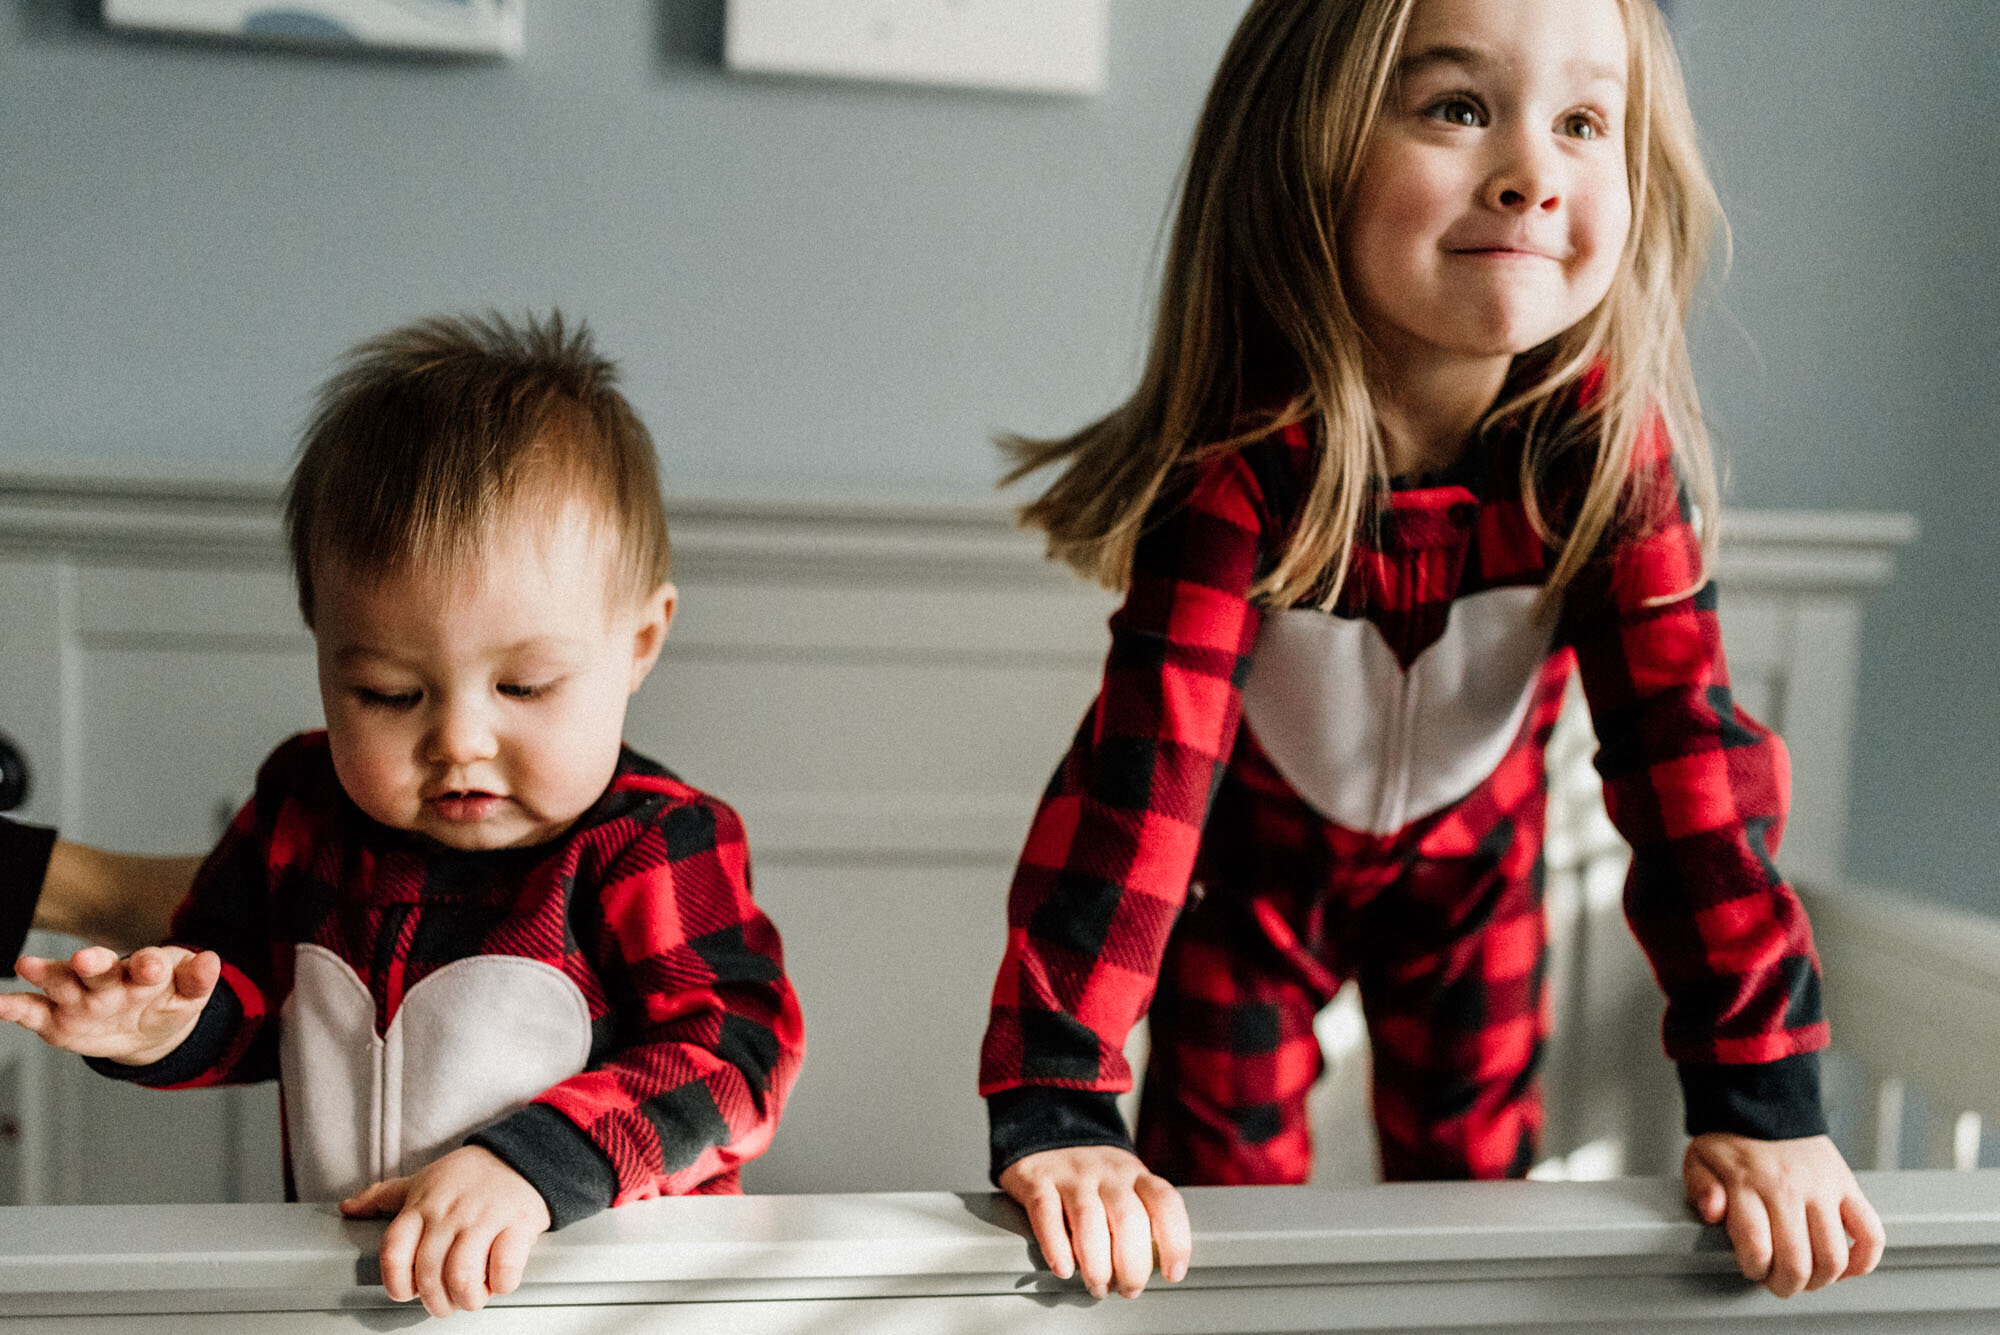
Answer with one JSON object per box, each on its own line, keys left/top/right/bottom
{"left": 311, "top": 504, "right": 673, "bottom": 851}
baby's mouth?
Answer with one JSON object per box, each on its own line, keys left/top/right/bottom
{"left": 428, "top": 790, "right": 505, "bottom": 822}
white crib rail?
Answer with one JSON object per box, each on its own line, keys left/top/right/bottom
{"left": 1802, "top": 883, "right": 2000, "bottom": 1172}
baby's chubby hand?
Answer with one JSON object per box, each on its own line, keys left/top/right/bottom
{"left": 1684, "top": 1132, "right": 1885, "bottom": 1297}
{"left": 999, "top": 1145, "right": 1191, "bottom": 1299}
{"left": 0, "top": 945, "right": 219, "bottom": 1064}
{"left": 341, "top": 1145, "right": 552, "bottom": 1318}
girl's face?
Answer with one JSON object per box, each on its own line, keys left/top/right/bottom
{"left": 1342, "top": 0, "right": 1632, "bottom": 379}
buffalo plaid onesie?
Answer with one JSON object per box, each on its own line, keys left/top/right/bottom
{"left": 90, "top": 731, "right": 803, "bottom": 1227}
{"left": 981, "top": 415, "right": 1829, "bottom": 1186}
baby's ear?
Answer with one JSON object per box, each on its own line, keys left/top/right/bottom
{"left": 628, "top": 581, "right": 677, "bottom": 692}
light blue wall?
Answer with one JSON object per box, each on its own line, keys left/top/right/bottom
{"left": 2, "top": 2, "right": 1994, "bottom": 912}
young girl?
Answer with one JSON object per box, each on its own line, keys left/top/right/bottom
{"left": 979, "top": 0, "right": 1883, "bottom": 1302}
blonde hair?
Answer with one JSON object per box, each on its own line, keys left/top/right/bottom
{"left": 1003, "top": 0, "right": 1721, "bottom": 610}
{"left": 285, "top": 311, "right": 670, "bottom": 626}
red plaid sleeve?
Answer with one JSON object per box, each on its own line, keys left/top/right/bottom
{"left": 1562, "top": 442, "right": 1830, "bottom": 1140}
{"left": 471, "top": 786, "right": 804, "bottom": 1225}
{"left": 981, "top": 448, "right": 1275, "bottom": 1176}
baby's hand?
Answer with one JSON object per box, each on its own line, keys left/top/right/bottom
{"left": 0, "top": 946, "right": 218, "bottom": 1064}
{"left": 1683, "top": 1132, "right": 1885, "bottom": 1296}
{"left": 340, "top": 1146, "right": 551, "bottom": 1318}
{"left": 998, "top": 1145, "right": 1191, "bottom": 1299}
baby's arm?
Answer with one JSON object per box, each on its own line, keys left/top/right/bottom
{"left": 999, "top": 1146, "right": 1191, "bottom": 1300}
{"left": 0, "top": 945, "right": 219, "bottom": 1064}
{"left": 339, "top": 1147, "right": 551, "bottom": 1319}
{"left": 1683, "top": 1133, "right": 1884, "bottom": 1297}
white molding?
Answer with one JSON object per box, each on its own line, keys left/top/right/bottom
{"left": 0, "top": 475, "right": 1917, "bottom": 591}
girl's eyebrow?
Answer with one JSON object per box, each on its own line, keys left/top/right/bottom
{"left": 1397, "top": 43, "right": 1626, "bottom": 92}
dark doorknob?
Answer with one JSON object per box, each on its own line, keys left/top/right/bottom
{"left": 0, "top": 734, "right": 28, "bottom": 812}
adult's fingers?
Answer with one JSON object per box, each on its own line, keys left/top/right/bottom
{"left": 1803, "top": 1198, "right": 1849, "bottom": 1291}
{"left": 1136, "top": 1175, "right": 1192, "bottom": 1283}
{"left": 1063, "top": 1183, "right": 1114, "bottom": 1299}
{"left": 489, "top": 1223, "right": 538, "bottom": 1296}
{"left": 1841, "top": 1192, "right": 1886, "bottom": 1278}
{"left": 1019, "top": 1182, "right": 1075, "bottom": 1280}
{"left": 1103, "top": 1186, "right": 1155, "bottom": 1298}
{"left": 376, "top": 1209, "right": 423, "bottom": 1304}
{"left": 442, "top": 1228, "right": 496, "bottom": 1313}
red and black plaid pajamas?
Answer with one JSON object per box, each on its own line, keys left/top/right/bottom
{"left": 982, "top": 417, "right": 1828, "bottom": 1186}
{"left": 91, "top": 731, "right": 804, "bottom": 1227}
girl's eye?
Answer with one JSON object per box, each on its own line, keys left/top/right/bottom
{"left": 356, "top": 687, "right": 420, "bottom": 710}
{"left": 1562, "top": 111, "right": 1608, "bottom": 140}
{"left": 1425, "top": 96, "right": 1485, "bottom": 128}
{"left": 498, "top": 681, "right": 553, "bottom": 701}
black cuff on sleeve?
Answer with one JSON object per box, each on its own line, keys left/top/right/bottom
{"left": 1679, "top": 1052, "right": 1828, "bottom": 1140}
{"left": 84, "top": 980, "right": 243, "bottom": 1087}
{"left": 470, "top": 1102, "right": 619, "bottom": 1231}
{"left": 0, "top": 816, "right": 56, "bottom": 978}
{"left": 987, "top": 1086, "right": 1134, "bottom": 1186}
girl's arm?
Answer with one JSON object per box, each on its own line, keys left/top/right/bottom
{"left": 468, "top": 794, "right": 805, "bottom": 1230}
{"left": 980, "top": 445, "right": 1279, "bottom": 1171}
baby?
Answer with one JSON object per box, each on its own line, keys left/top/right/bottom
{"left": 0, "top": 312, "right": 805, "bottom": 1318}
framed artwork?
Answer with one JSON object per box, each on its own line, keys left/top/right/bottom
{"left": 103, "top": 0, "right": 525, "bottom": 59}
{"left": 724, "top": 0, "right": 1107, "bottom": 96}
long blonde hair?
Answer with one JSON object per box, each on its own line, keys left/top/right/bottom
{"left": 1002, "top": 0, "right": 1721, "bottom": 609}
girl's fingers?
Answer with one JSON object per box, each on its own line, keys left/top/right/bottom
{"left": 1062, "top": 1182, "right": 1113, "bottom": 1299}
{"left": 1723, "top": 1185, "right": 1774, "bottom": 1284}
{"left": 1103, "top": 1186, "right": 1154, "bottom": 1298}
{"left": 1804, "top": 1197, "right": 1849, "bottom": 1291}
{"left": 1136, "top": 1175, "right": 1193, "bottom": 1283}
{"left": 442, "top": 1228, "right": 496, "bottom": 1313}
{"left": 1682, "top": 1153, "right": 1727, "bottom": 1224}
{"left": 1841, "top": 1192, "right": 1887, "bottom": 1278}
{"left": 488, "top": 1223, "right": 538, "bottom": 1297}
{"left": 1760, "top": 1189, "right": 1811, "bottom": 1298}
{"left": 1021, "top": 1183, "right": 1075, "bottom": 1280}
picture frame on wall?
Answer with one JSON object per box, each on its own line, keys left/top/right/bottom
{"left": 103, "top": 0, "right": 525, "bottom": 59}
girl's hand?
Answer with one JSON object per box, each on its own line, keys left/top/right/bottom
{"left": 340, "top": 1145, "right": 552, "bottom": 1318}
{"left": 0, "top": 945, "right": 218, "bottom": 1064}
{"left": 1683, "top": 1132, "right": 1885, "bottom": 1296}
{"left": 998, "top": 1145, "right": 1191, "bottom": 1299}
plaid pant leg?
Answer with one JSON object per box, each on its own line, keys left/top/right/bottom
{"left": 1361, "top": 783, "right": 1551, "bottom": 1182}
{"left": 1134, "top": 889, "right": 1336, "bottom": 1185}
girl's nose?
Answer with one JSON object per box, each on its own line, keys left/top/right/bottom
{"left": 1485, "top": 133, "right": 1562, "bottom": 214}
{"left": 427, "top": 698, "right": 498, "bottom": 766}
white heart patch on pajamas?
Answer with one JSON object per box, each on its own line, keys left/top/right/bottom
{"left": 1240, "top": 585, "right": 1553, "bottom": 835}
{"left": 278, "top": 943, "right": 595, "bottom": 1202}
